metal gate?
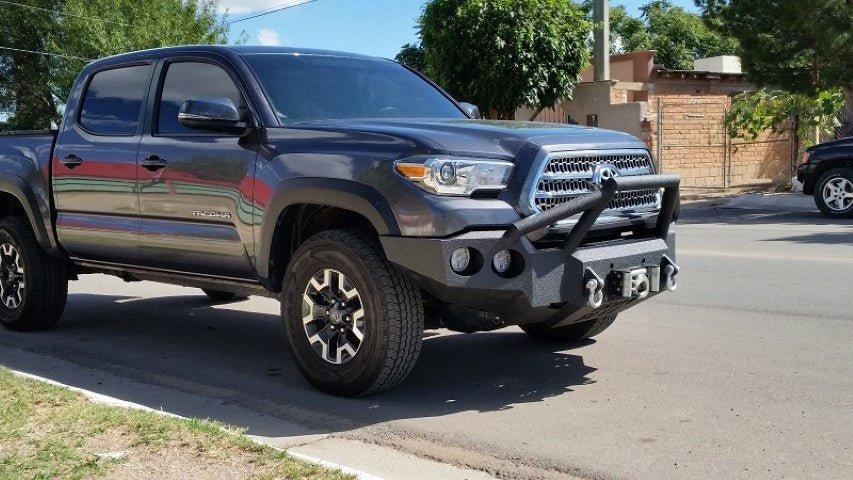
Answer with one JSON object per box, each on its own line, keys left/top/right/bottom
{"left": 657, "top": 100, "right": 729, "bottom": 189}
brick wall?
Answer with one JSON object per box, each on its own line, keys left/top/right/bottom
{"left": 645, "top": 90, "right": 792, "bottom": 188}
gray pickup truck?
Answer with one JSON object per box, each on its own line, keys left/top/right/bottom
{"left": 0, "top": 46, "right": 680, "bottom": 396}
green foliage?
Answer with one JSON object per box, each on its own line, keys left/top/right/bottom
{"left": 418, "top": 0, "right": 591, "bottom": 119}
{"left": 726, "top": 88, "right": 844, "bottom": 146}
{"left": 580, "top": 0, "right": 736, "bottom": 69}
{"left": 697, "top": 0, "right": 852, "bottom": 136}
{"left": 395, "top": 43, "right": 427, "bottom": 73}
{"left": 579, "top": 1, "right": 646, "bottom": 55}
{"left": 0, "top": 0, "right": 232, "bottom": 130}
{"left": 696, "top": 0, "right": 851, "bottom": 93}
{"left": 0, "top": 0, "right": 62, "bottom": 130}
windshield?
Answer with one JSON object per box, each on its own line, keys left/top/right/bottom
{"left": 243, "top": 54, "right": 467, "bottom": 124}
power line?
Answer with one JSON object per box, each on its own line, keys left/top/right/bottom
{"left": 225, "top": 0, "right": 321, "bottom": 25}
{"left": 0, "top": 0, "right": 132, "bottom": 27}
{"left": 0, "top": 46, "right": 91, "bottom": 62}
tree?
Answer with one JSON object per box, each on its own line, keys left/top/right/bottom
{"left": 696, "top": 0, "right": 853, "bottom": 136}
{"left": 395, "top": 43, "right": 427, "bottom": 73}
{"left": 582, "top": 1, "right": 736, "bottom": 70}
{"left": 0, "top": 0, "right": 231, "bottom": 130}
{"left": 418, "top": 0, "right": 591, "bottom": 120}
{"left": 0, "top": 0, "right": 62, "bottom": 130}
{"left": 726, "top": 88, "right": 844, "bottom": 146}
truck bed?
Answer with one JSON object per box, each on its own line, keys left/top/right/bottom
{"left": 0, "top": 130, "right": 57, "bottom": 171}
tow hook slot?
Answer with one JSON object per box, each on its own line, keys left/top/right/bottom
{"left": 661, "top": 255, "right": 679, "bottom": 291}
{"left": 583, "top": 268, "right": 604, "bottom": 309}
{"left": 614, "top": 268, "right": 650, "bottom": 299}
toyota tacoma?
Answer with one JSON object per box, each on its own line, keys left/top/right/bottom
{"left": 0, "top": 46, "right": 680, "bottom": 396}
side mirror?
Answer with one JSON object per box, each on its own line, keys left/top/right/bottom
{"left": 178, "top": 97, "right": 247, "bottom": 134}
{"left": 460, "top": 102, "right": 481, "bottom": 119}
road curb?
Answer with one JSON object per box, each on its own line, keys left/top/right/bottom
{"left": 9, "top": 369, "right": 383, "bottom": 480}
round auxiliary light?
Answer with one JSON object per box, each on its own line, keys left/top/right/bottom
{"left": 492, "top": 250, "right": 512, "bottom": 274}
{"left": 450, "top": 247, "right": 471, "bottom": 273}
{"left": 438, "top": 162, "right": 457, "bottom": 184}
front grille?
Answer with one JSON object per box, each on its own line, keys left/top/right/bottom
{"left": 528, "top": 150, "right": 660, "bottom": 218}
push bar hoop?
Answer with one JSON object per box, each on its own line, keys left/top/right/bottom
{"left": 500, "top": 174, "right": 681, "bottom": 254}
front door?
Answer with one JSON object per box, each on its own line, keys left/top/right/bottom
{"left": 52, "top": 63, "right": 154, "bottom": 264}
{"left": 135, "top": 59, "right": 259, "bottom": 279}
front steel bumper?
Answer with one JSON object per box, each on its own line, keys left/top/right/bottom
{"left": 381, "top": 175, "right": 681, "bottom": 327}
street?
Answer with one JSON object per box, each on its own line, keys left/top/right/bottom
{"left": 1, "top": 202, "right": 851, "bottom": 480}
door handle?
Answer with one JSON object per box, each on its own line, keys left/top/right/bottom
{"left": 60, "top": 154, "right": 83, "bottom": 169}
{"left": 141, "top": 155, "right": 168, "bottom": 172}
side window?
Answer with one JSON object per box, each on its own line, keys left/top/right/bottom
{"left": 79, "top": 65, "right": 151, "bottom": 135}
{"left": 157, "top": 62, "right": 246, "bottom": 135}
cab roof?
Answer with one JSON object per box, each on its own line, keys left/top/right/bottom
{"left": 91, "top": 45, "right": 388, "bottom": 67}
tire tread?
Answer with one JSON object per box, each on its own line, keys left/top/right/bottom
{"left": 0, "top": 217, "right": 68, "bottom": 331}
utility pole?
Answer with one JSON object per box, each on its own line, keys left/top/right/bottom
{"left": 593, "top": 0, "right": 610, "bottom": 82}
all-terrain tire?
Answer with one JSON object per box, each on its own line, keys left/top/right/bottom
{"left": 520, "top": 314, "right": 617, "bottom": 342}
{"left": 0, "top": 217, "right": 68, "bottom": 331}
{"left": 813, "top": 167, "right": 853, "bottom": 219}
{"left": 281, "top": 229, "right": 424, "bottom": 396}
{"left": 201, "top": 289, "right": 248, "bottom": 302}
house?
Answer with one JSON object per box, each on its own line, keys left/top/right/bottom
{"left": 518, "top": 51, "right": 794, "bottom": 189}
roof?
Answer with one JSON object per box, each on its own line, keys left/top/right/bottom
{"left": 93, "top": 45, "right": 388, "bottom": 65}
{"left": 651, "top": 68, "right": 748, "bottom": 83}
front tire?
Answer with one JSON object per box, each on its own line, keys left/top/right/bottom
{"left": 281, "top": 229, "right": 424, "bottom": 396}
{"left": 814, "top": 167, "right": 853, "bottom": 219}
{"left": 520, "top": 314, "right": 617, "bottom": 342}
{"left": 0, "top": 217, "right": 68, "bottom": 331}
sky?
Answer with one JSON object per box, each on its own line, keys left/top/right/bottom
{"left": 218, "top": 0, "right": 700, "bottom": 59}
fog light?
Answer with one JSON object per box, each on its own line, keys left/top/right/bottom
{"left": 450, "top": 247, "right": 471, "bottom": 273}
{"left": 492, "top": 250, "right": 512, "bottom": 274}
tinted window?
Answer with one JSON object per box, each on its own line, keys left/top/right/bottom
{"left": 158, "top": 62, "right": 246, "bottom": 134}
{"left": 79, "top": 65, "right": 151, "bottom": 135}
{"left": 244, "top": 54, "right": 466, "bottom": 123}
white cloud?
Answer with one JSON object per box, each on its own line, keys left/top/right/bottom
{"left": 257, "top": 28, "right": 282, "bottom": 46}
{"left": 217, "top": 0, "right": 288, "bottom": 15}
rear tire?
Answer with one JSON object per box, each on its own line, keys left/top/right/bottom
{"left": 520, "top": 314, "right": 617, "bottom": 342}
{"left": 813, "top": 167, "right": 853, "bottom": 219}
{"left": 201, "top": 289, "right": 248, "bottom": 302}
{"left": 281, "top": 229, "right": 424, "bottom": 396}
{"left": 0, "top": 217, "right": 68, "bottom": 331}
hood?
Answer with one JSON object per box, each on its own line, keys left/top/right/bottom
{"left": 808, "top": 136, "right": 853, "bottom": 152}
{"left": 282, "top": 118, "right": 649, "bottom": 160}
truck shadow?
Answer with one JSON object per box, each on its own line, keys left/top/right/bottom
{"left": 0, "top": 291, "right": 598, "bottom": 439}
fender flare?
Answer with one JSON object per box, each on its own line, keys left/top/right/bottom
{"left": 256, "top": 177, "right": 400, "bottom": 280}
{"left": 0, "top": 172, "right": 58, "bottom": 252}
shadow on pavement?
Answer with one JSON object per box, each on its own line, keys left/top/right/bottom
{"left": 679, "top": 203, "right": 853, "bottom": 227}
{"left": 0, "top": 292, "right": 597, "bottom": 438}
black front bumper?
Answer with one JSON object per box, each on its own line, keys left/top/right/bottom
{"left": 381, "top": 175, "right": 681, "bottom": 328}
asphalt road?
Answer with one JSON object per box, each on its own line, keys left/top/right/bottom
{"left": 1, "top": 202, "right": 851, "bottom": 479}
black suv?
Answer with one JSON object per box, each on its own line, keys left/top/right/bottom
{"left": 798, "top": 137, "right": 853, "bottom": 218}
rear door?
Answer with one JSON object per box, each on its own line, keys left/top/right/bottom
{"left": 135, "top": 57, "right": 259, "bottom": 279}
{"left": 52, "top": 63, "right": 154, "bottom": 263}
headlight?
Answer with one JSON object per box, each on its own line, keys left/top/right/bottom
{"left": 394, "top": 156, "right": 514, "bottom": 196}
{"left": 802, "top": 151, "right": 811, "bottom": 164}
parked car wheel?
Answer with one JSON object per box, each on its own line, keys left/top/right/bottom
{"left": 0, "top": 217, "right": 68, "bottom": 331}
{"left": 520, "top": 314, "right": 617, "bottom": 342}
{"left": 814, "top": 167, "right": 853, "bottom": 219}
{"left": 201, "top": 289, "right": 248, "bottom": 302}
{"left": 281, "top": 229, "right": 424, "bottom": 396}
